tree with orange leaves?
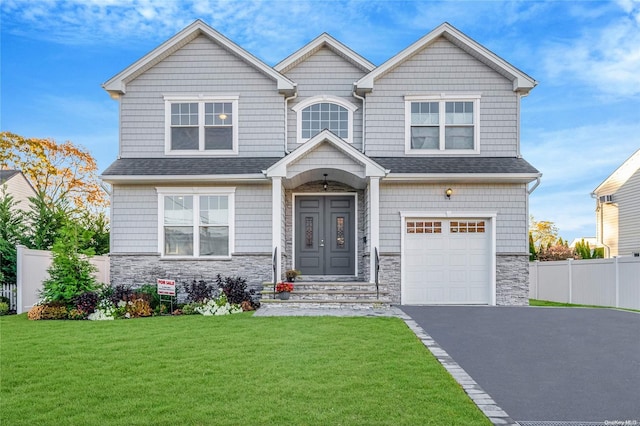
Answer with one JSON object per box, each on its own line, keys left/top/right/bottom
{"left": 0, "top": 131, "right": 108, "bottom": 212}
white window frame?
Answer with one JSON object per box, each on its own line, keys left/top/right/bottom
{"left": 164, "top": 95, "right": 239, "bottom": 155}
{"left": 156, "top": 187, "right": 236, "bottom": 259}
{"left": 292, "top": 95, "right": 358, "bottom": 144}
{"left": 405, "top": 94, "right": 481, "bottom": 155}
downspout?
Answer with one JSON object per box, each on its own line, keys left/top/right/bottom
{"left": 352, "top": 84, "right": 366, "bottom": 154}
{"left": 283, "top": 90, "right": 297, "bottom": 155}
{"left": 591, "top": 193, "right": 611, "bottom": 258}
{"left": 516, "top": 92, "right": 522, "bottom": 158}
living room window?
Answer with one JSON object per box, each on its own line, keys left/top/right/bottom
{"left": 405, "top": 94, "right": 480, "bottom": 154}
{"left": 164, "top": 96, "right": 238, "bottom": 154}
{"left": 292, "top": 95, "right": 357, "bottom": 143}
{"left": 157, "top": 187, "right": 235, "bottom": 258}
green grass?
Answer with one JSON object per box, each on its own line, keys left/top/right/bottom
{"left": 530, "top": 299, "right": 640, "bottom": 312}
{"left": 0, "top": 313, "right": 489, "bottom": 425}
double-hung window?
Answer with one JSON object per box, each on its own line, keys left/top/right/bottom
{"left": 165, "top": 95, "right": 238, "bottom": 154}
{"left": 157, "top": 187, "right": 235, "bottom": 258}
{"left": 292, "top": 95, "right": 357, "bottom": 143}
{"left": 405, "top": 94, "right": 480, "bottom": 154}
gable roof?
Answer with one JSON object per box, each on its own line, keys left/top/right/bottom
{"left": 265, "top": 130, "right": 387, "bottom": 178}
{"left": 100, "top": 157, "right": 280, "bottom": 183}
{"left": 593, "top": 148, "right": 640, "bottom": 195}
{"left": 374, "top": 157, "right": 540, "bottom": 182}
{"left": 275, "top": 33, "right": 375, "bottom": 74}
{"left": 0, "top": 170, "right": 20, "bottom": 183}
{"left": 103, "top": 20, "right": 296, "bottom": 98}
{"left": 356, "top": 22, "right": 537, "bottom": 95}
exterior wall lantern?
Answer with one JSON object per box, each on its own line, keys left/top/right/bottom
{"left": 445, "top": 188, "right": 453, "bottom": 199}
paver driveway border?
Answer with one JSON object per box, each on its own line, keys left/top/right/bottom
{"left": 399, "top": 306, "right": 640, "bottom": 424}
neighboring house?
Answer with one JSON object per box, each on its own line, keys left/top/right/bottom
{"left": 101, "top": 20, "right": 541, "bottom": 306}
{"left": 0, "top": 170, "right": 36, "bottom": 213}
{"left": 592, "top": 149, "right": 640, "bottom": 258}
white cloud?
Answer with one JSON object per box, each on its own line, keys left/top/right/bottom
{"left": 542, "top": 1, "right": 640, "bottom": 97}
{"left": 522, "top": 121, "right": 640, "bottom": 191}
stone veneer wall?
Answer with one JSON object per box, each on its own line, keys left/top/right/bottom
{"left": 495, "top": 254, "right": 529, "bottom": 306}
{"left": 379, "top": 254, "right": 401, "bottom": 304}
{"left": 110, "top": 254, "right": 271, "bottom": 300}
{"left": 380, "top": 253, "right": 529, "bottom": 306}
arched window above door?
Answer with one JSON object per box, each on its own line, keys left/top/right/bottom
{"left": 292, "top": 95, "right": 358, "bottom": 144}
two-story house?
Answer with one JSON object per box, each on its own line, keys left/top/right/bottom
{"left": 101, "top": 20, "right": 540, "bottom": 306}
{"left": 592, "top": 149, "right": 640, "bottom": 258}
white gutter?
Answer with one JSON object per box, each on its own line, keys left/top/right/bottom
{"left": 283, "top": 89, "right": 297, "bottom": 155}
{"left": 352, "top": 84, "right": 366, "bottom": 154}
{"left": 100, "top": 174, "right": 268, "bottom": 184}
{"left": 385, "top": 173, "right": 541, "bottom": 183}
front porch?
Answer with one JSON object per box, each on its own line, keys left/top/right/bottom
{"left": 265, "top": 130, "right": 388, "bottom": 291}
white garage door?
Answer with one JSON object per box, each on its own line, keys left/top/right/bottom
{"left": 403, "top": 219, "right": 491, "bottom": 304}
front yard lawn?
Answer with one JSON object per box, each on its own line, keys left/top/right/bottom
{"left": 0, "top": 313, "right": 489, "bottom": 425}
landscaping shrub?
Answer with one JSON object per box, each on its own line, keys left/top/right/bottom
{"left": 40, "top": 303, "right": 69, "bottom": 320}
{"left": 184, "top": 279, "right": 215, "bottom": 303}
{"left": 0, "top": 302, "right": 9, "bottom": 316}
{"left": 181, "top": 303, "right": 201, "bottom": 315}
{"left": 73, "top": 291, "right": 99, "bottom": 314}
{"left": 28, "top": 305, "right": 46, "bottom": 320}
{"left": 194, "top": 292, "right": 242, "bottom": 316}
{"left": 40, "top": 225, "right": 98, "bottom": 305}
{"left": 126, "top": 299, "right": 152, "bottom": 318}
{"left": 67, "top": 308, "right": 87, "bottom": 320}
{"left": 109, "top": 285, "right": 133, "bottom": 305}
{"left": 216, "top": 274, "right": 260, "bottom": 310}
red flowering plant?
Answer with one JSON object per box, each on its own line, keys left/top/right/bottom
{"left": 275, "top": 282, "right": 294, "bottom": 293}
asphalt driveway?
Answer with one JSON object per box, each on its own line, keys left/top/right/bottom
{"left": 400, "top": 306, "right": 640, "bottom": 423}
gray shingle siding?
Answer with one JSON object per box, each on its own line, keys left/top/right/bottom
{"left": 120, "top": 35, "right": 285, "bottom": 158}
{"left": 284, "top": 47, "right": 367, "bottom": 152}
{"left": 364, "top": 37, "right": 520, "bottom": 157}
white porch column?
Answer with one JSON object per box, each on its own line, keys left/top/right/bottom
{"left": 369, "top": 177, "right": 380, "bottom": 283}
{"left": 271, "top": 177, "right": 282, "bottom": 282}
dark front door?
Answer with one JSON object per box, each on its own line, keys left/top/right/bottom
{"left": 295, "top": 195, "right": 355, "bottom": 275}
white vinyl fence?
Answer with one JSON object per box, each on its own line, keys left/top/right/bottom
{"left": 2, "top": 283, "right": 17, "bottom": 311}
{"left": 529, "top": 257, "right": 640, "bottom": 310}
{"left": 16, "top": 245, "right": 110, "bottom": 314}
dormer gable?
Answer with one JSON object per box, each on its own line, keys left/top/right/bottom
{"left": 356, "top": 22, "right": 537, "bottom": 95}
{"left": 275, "top": 33, "right": 375, "bottom": 74}
{"left": 103, "top": 19, "right": 296, "bottom": 98}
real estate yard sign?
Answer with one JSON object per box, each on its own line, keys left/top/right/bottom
{"left": 157, "top": 279, "right": 175, "bottom": 296}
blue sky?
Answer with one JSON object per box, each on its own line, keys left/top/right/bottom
{"left": 1, "top": 0, "right": 639, "bottom": 243}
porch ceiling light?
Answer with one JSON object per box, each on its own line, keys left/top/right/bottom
{"left": 323, "top": 174, "right": 328, "bottom": 191}
{"left": 445, "top": 188, "right": 453, "bottom": 199}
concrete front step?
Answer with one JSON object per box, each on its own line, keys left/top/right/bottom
{"left": 263, "top": 282, "right": 384, "bottom": 292}
{"left": 260, "top": 299, "right": 392, "bottom": 309}
{"left": 261, "top": 291, "right": 388, "bottom": 301}
{"left": 261, "top": 280, "right": 390, "bottom": 305}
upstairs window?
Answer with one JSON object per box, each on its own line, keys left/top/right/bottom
{"left": 405, "top": 95, "right": 480, "bottom": 154}
{"left": 292, "top": 95, "right": 357, "bottom": 143}
{"left": 165, "top": 96, "right": 238, "bottom": 155}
